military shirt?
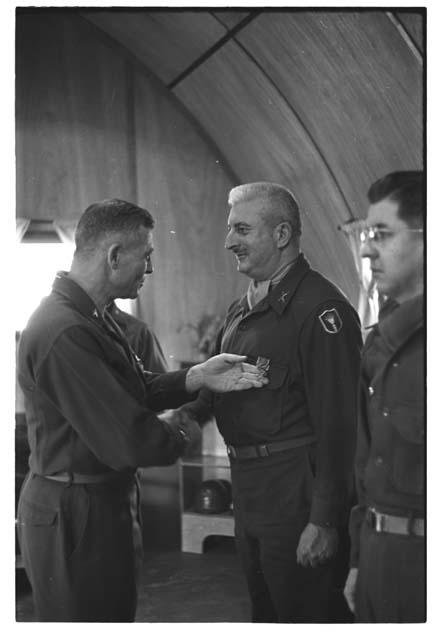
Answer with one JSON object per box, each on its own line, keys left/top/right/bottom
{"left": 185, "top": 254, "right": 362, "bottom": 526}
{"left": 349, "top": 295, "right": 425, "bottom": 566}
{"left": 18, "top": 273, "right": 193, "bottom": 476}
{"left": 109, "top": 303, "right": 168, "bottom": 373}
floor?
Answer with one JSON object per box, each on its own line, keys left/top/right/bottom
{"left": 15, "top": 537, "right": 251, "bottom": 623}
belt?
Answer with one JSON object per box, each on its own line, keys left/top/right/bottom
{"left": 40, "top": 471, "right": 128, "bottom": 484}
{"left": 366, "top": 507, "right": 425, "bottom": 537}
{"left": 227, "top": 434, "right": 317, "bottom": 460}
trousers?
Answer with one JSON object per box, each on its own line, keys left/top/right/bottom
{"left": 231, "top": 447, "right": 351, "bottom": 623}
{"left": 17, "top": 472, "right": 139, "bottom": 622}
{"left": 355, "top": 520, "right": 426, "bottom": 622}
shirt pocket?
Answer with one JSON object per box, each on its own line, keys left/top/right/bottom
{"left": 235, "top": 363, "right": 289, "bottom": 436}
{"left": 391, "top": 405, "right": 424, "bottom": 496}
{"left": 17, "top": 498, "right": 58, "bottom": 527}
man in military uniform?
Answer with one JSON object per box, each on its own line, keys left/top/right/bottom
{"left": 16, "top": 198, "right": 267, "bottom": 622}
{"left": 176, "top": 182, "right": 362, "bottom": 622}
{"left": 344, "top": 171, "right": 425, "bottom": 622}
{"left": 107, "top": 301, "right": 168, "bottom": 374}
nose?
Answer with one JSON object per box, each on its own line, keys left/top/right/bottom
{"left": 360, "top": 237, "right": 377, "bottom": 260}
{"left": 145, "top": 256, "right": 153, "bottom": 274}
{"left": 225, "top": 228, "right": 236, "bottom": 250}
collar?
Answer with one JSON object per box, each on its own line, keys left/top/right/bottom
{"left": 236, "top": 253, "right": 310, "bottom": 316}
{"left": 52, "top": 271, "right": 103, "bottom": 322}
{"left": 376, "top": 294, "right": 424, "bottom": 351}
{"left": 268, "top": 253, "right": 311, "bottom": 315}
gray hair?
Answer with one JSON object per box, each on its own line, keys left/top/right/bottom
{"left": 228, "top": 182, "right": 301, "bottom": 237}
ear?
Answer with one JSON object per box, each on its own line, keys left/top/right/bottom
{"left": 107, "top": 243, "right": 121, "bottom": 270}
{"left": 274, "top": 222, "right": 292, "bottom": 248}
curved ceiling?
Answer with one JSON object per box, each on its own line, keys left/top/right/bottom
{"left": 81, "top": 8, "right": 424, "bottom": 302}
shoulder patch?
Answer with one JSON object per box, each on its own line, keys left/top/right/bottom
{"left": 318, "top": 308, "right": 343, "bottom": 334}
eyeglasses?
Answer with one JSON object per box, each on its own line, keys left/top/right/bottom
{"left": 359, "top": 226, "right": 424, "bottom": 245}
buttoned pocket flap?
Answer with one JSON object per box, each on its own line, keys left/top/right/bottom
{"left": 266, "top": 364, "right": 288, "bottom": 390}
{"left": 393, "top": 406, "right": 424, "bottom": 444}
{"left": 20, "top": 500, "right": 57, "bottom": 526}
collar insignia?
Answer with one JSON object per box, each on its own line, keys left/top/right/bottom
{"left": 278, "top": 291, "right": 288, "bottom": 304}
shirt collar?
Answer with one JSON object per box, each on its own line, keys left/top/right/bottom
{"left": 52, "top": 271, "right": 102, "bottom": 322}
{"left": 236, "top": 253, "right": 310, "bottom": 316}
{"left": 268, "top": 253, "right": 311, "bottom": 315}
{"left": 376, "top": 294, "right": 424, "bottom": 350}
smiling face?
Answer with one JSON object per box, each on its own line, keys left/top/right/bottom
{"left": 225, "top": 197, "right": 281, "bottom": 281}
{"left": 361, "top": 197, "right": 424, "bottom": 303}
{"left": 111, "top": 226, "right": 154, "bottom": 299}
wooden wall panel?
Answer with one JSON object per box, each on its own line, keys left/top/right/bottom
{"left": 211, "top": 11, "right": 253, "bottom": 30}
{"left": 174, "top": 41, "right": 360, "bottom": 305}
{"left": 237, "top": 12, "right": 423, "bottom": 220}
{"left": 16, "top": 13, "right": 135, "bottom": 221}
{"left": 132, "top": 71, "right": 245, "bottom": 365}
{"left": 82, "top": 10, "right": 226, "bottom": 86}
{"left": 395, "top": 11, "right": 424, "bottom": 52}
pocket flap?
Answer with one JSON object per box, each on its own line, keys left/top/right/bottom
{"left": 393, "top": 405, "right": 424, "bottom": 444}
{"left": 267, "top": 364, "right": 288, "bottom": 390}
{"left": 20, "top": 500, "right": 57, "bottom": 526}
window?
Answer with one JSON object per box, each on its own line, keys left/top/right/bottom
{"left": 15, "top": 242, "right": 74, "bottom": 331}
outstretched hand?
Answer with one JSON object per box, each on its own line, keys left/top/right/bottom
{"left": 186, "top": 353, "right": 268, "bottom": 393}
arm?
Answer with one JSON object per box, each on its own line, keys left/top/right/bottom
{"left": 36, "top": 325, "right": 189, "bottom": 471}
{"left": 163, "top": 326, "right": 221, "bottom": 428}
{"left": 349, "top": 367, "right": 372, "bottom": 567}
{"left": 296, "top": 301, "right": 362, "bottom": 566}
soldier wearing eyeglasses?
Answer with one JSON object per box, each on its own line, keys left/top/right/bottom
{"left": 344, "top": 171, "right": 425, "bottom": 622}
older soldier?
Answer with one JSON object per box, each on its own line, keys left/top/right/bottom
{"left": 344, "top": 171, "right": 425, "bottom": 622}
{"left": 17, "top": 198, "right": 267, "bottom": 622}
{"left": 173, "top": 182, "right": 362, "bottom": 622}
{"left": 107, "top": 301, "right": 168, "bottom": 374}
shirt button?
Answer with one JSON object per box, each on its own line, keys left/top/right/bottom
{"left": 375, "top": 456, "right": 384, "bottom": 466}
{"left": 382, "top": 408, "right": 390, "bottom": 417}
{"left": 368, "top": 386, "right": 374, "bottom": 396}
{"left": 392, "top": 362, "right": 399, "bottom": 368}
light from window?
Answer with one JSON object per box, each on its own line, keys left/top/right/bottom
{"left": 15, "top": 242, "right": 74, "bottom": 331}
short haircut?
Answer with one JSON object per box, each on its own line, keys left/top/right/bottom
{"left": 75, "top": 198, "right": 154, "bottom": 253}
{"left": 367, "top": 171, "right": 424, "bottom": 229}
{"left": 228, "top": 181, "right": 302, "bottom": 237}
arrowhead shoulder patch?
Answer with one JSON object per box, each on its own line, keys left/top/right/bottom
{"left": 318, "top": 308, "right": 343, "bottom": 334}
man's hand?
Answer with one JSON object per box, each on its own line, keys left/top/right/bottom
{"left": 159, "top": 409, "right": 202, "bottom": 455}
{"left": 296, "top": 522, "right": 338, "bottom": 568}
{"left": 186, "top": 353, "right": 268, "bottom": 393}
{"left": 343, "top": 567, "right": 358, "bottom": 614}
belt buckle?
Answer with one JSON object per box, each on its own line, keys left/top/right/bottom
{"left": 367, "top": 508, "right": 383, "bottom": 532}
{"left": 407, "top": 514, "right": 422, "bottom": 536}
{"left": 257, "top": 444, "right": 269, "bottom": 457}
{"left": 227, "top": 445, "right": 236, "bottom": 459}
{"left": 372, "top": 509, "right": 385, "bottom": 533}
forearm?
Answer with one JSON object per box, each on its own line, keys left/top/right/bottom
{"left": 185, "top": 364, "right": 205, "bottom": 393}
{"left": 179, "top": 388, "right": 215, "bottom": 426}
{"left": 38, "top": 331, "right": 186, "bottom": 470}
